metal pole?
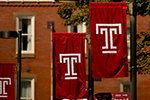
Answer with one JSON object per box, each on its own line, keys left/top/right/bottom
{"left": 130, "top": 0, "right": 137, "bottom": 100}
{"left": 17, "top": 31, "right": 22, "bottom": 100}
{"left": 88, "top": 42, "right": 94, "bottom": 100}
{"left": 50, "top": 24, "right": 53, "bottom": 100}
{"left": 88, "top": 0, "right": 94, "bottom": 100}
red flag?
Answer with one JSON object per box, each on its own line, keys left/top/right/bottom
{"left": 53, "top": 33, "right": 87, "bottom": 99}
{"left": 90, "top": 2, "right": 128, "bottom": 78}
{"left": 0, "top": 63, "right": 15, "bottom": 100}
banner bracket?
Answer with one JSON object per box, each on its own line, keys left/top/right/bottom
{"left": 15, "top": 63, "right": 19, "bottom": 71}
{"left": 129, "top": 2, "right": 133, "bottom": 15}
{"left": 86, "top": 33, "right": 91, "bottom": 45}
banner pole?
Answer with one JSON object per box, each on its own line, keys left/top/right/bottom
{"left": 17, "top": 31, "right": 22, "bottom": 100}
{"left": 50, "top": 24, "right": 54, "bottom": 100}
{"left": 88, "top": 0, "right": 94, "bottom": 100}
{"left": 130, "top": 0, "right": 137, "bottom": 100}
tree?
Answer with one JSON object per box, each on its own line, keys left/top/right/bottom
{"left": 57, "top": 0, "right": 115, "bottom": 26}
{"left": 136, "top": 30, "right": 150, "bottom": 74}
{"left": 57, "top": 0, "right": 150, "bottom": 25}
{"left": 136, "top": 0, "right": 150, "bottom": 16}
{"left": 57, "top": 1, "right": 88, "bottom": 26}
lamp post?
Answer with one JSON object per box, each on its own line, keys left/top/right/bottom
{"left": 88, "top": 0, "right": 94, "bottom": 99}
{"left": 0, "top": 31, "right": 22, "bottom": 100}
{"left": 130, "top": 0, "right": 137, "bottom": 100}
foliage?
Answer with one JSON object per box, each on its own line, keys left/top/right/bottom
{"left": 136, "top": 0, "right": 150, "bottom": 16}
{"left": 136, "top": 30, "right": 150, "bottom": 74}
{"left": 57, "top": 0, "right": 150, "bottom": 26}
{"left": 57, "top": 1, "right": 89, "bottom": 26}
{"left": 57, "top": 3, "right": 77, "bottom": 20}
{"left": 57, "top": 0, "right": 116, "bottom": 26}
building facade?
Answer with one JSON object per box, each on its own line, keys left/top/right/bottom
{"left": 0, "top": 1, "right": 67, "bottom": 100}
{"left": 0, "top": 1, "right": 150, "bottom": 100}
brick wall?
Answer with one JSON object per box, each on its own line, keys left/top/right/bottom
{"left": 0, "top": 2, "right": 66, "bottom": 100}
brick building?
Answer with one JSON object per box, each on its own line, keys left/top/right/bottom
{"left": 0, "top": 1, "right": 150, "bottom": 100}
{"left": 0, "top": 1, "right": 67, "bottom": 100}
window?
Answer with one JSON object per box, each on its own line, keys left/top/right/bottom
{"left": 67, "top": 22, "right": 86, "bottom": 33}
{"left": 120, "top": 82, "right": 130, "bottom": 94}
{"left": 127, "top": 24, "right": 130, "bottom": 59}
{"left": 16, "top": 16, "right": 35, "bottom": 54}
{"left": 21, "top": 78, "right": 35, "bottom": 100}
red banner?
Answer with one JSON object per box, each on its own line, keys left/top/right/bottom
{"left": 53, "top": 33, "right": 87, "bottom": 99}
{"left": 0, "top": 63, "right": 15, "bottom": 100}
{"left": 90, "top": 2, "right": 128, "bottom": 78}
